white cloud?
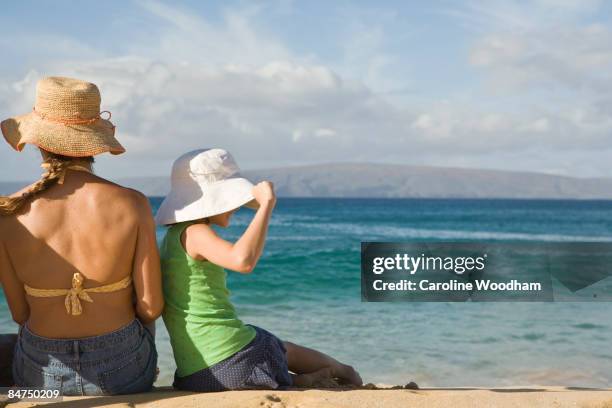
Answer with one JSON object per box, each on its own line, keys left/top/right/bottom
{"left": 314, "top": 128, "right": 337, "bottom": 138}
{"left": 0, "top": 0, "right": 611, "bottom": 181}
{"left": 133, "top": 0, "right": 294, "bottom": 67}
{"left": 520, "top": 118, "right": 550, "bottom": 133}
{"left": 470, "top": 24, "right": 612, "bottom": 92}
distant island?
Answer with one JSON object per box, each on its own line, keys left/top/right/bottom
{"left": 2, "top": 163, "right": 611, "bottom": 199}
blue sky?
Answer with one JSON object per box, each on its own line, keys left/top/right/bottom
{"left": 1, "top": 0, "right": 611, "bottom": 181}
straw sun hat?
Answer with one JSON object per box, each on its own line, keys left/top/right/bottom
{"left": 1, "top": 76, "right": 125, "bottom": 157}
{"left": 155, "top": 148, "right": 260, "bottom": 225}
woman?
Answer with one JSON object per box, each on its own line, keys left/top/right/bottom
{"left": 0, "top": 76, "right": 163, "bottom": 395}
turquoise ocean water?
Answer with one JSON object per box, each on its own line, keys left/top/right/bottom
{"left": 1, "top": 198, "right": 612, "bottom": 387}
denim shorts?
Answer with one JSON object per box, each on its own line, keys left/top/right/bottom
{"left": 12, "top": 319, "right": 157, "bottom": 396}
{"left": 174, "top": 325, "right": 292, "bottom": 392}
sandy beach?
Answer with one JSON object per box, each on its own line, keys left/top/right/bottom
{"left": 4, "top": 386, "right": 612, "bottom": 408}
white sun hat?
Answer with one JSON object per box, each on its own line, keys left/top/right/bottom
{"left": 155, "top": 148, "right": 259, "bottom": 225}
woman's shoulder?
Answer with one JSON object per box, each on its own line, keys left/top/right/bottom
{"left": 86, "top": 180, "right": 151, "bottom": 211}
{"left": 0, "top": 184, "right": 39, "bottom": 227}
{"left": 53, "top": 181, "right": 154, "bottom": 234}
{"left": 89, "top": 178, "right": 148, "bottom": 200}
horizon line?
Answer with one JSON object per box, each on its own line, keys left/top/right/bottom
{"left": 1, "top": 161, "right": 611, "bottom": 184}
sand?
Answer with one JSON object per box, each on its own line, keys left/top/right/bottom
{"left": 4, "top": 386, "right": 612, "bottom": 408}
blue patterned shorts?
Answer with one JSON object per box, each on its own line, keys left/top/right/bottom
{"left": 173, "top": 325, "right": 293, "bottom": 392}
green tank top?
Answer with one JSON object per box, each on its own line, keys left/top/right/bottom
{"left": 160, "top": 221, "right": 256, "bottom": 377}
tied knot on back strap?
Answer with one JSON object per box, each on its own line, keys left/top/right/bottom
{"left": 24, "top": 272, "right": 132, "bottom": 316}
{"left": 66, "top": 272, "right": 93, "bottom": 316}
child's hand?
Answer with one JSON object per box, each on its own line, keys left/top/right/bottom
{"left": 252, "top": 181, "right": 276, "bottom": 206}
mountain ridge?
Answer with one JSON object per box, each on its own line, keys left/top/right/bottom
{"left": 1, "top": 163, "right": 611, "bottom": 199}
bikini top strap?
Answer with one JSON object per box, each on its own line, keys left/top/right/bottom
{"left": 24, "top": 272, "right": 132, "bottom": 316}
{"left": 40, "top": 162, "right": 92, "bottom": 185}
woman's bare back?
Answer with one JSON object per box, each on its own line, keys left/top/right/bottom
{"left": 0, "top": 169, "right": 160, "bottom": 338}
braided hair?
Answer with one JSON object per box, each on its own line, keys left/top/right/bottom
{"left": 0, "top": 151, "right": 94, "bottom": 215}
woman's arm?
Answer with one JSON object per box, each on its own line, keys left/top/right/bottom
{"left": 184, "top": 181, "right": 276, "bottom": 274}
{"left": 0, "top": 241, "right": 29, "bottom": 325}
{"left": 131, "top": 193, "right": 164, "bottom": 324}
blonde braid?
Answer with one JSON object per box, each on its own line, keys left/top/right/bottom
{"left": 0, "top": 155, "right": 75, "bottom": 215}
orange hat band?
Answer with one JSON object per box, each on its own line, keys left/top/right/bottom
{"left": 32, "top": 107, "right": 114, "bottom": 127}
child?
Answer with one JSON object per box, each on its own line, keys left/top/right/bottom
{"left": 156, "top": 148, "right": 362, "bottom": 392}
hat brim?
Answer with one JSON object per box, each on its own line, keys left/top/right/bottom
{"left": 1, "top": 112, "right": 125, "bottom": 157}
{"left": 155, "top": 176, "right": 259, "bottom": 225}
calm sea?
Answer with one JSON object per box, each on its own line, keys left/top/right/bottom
{"left": 1, "top": 198, "right": 611, "bottom": 387}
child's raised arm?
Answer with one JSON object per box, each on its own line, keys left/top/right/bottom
{"left": 183, "top": 181, "right": 276, "bottom": 274}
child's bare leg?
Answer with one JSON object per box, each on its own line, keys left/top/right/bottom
{"left": 283, "top": 341, "right": 362, "bottom": 386}
{"left": 290, "top": 367, "right": 334, "bottom": 387}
